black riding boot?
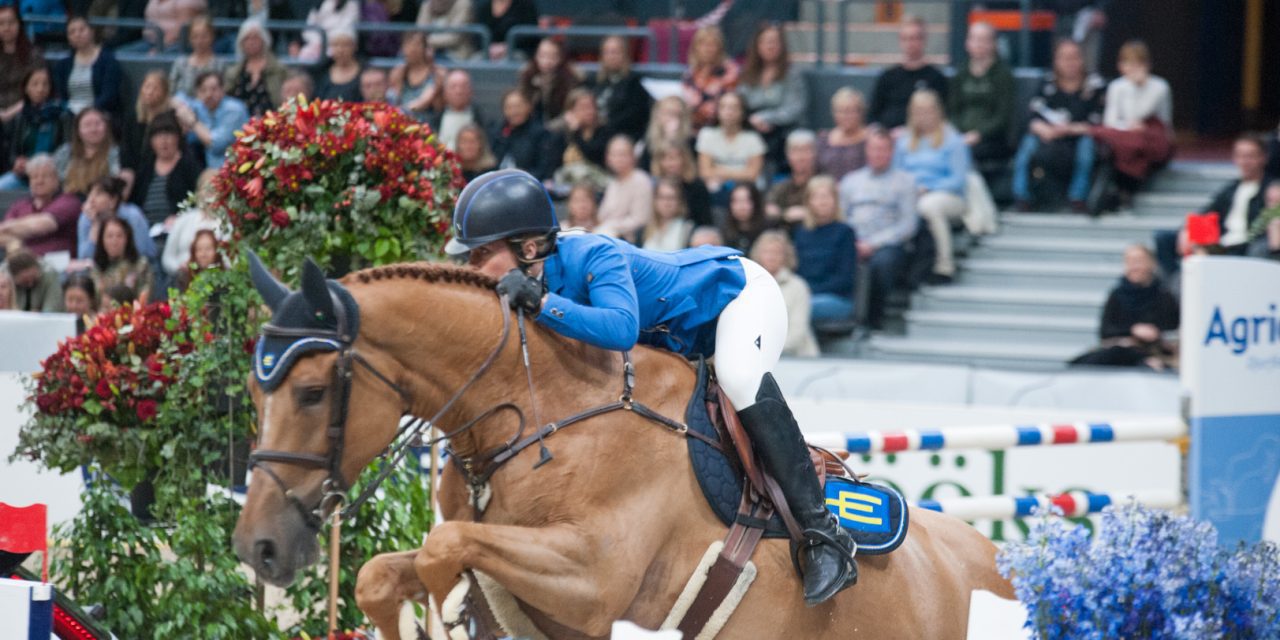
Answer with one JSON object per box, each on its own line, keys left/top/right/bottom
{"left": 736, "top": 373, "right": 857, "bottom": 605}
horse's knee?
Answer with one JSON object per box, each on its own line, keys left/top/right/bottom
{"left": 355, "top": 558, "right": 398, "bottom": 611}
{"left": 416, "top": 524, "right": 466, "bottom": 591}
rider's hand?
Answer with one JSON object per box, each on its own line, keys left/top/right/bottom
{"left": 496, "top": 269, "right": 545, "bottom": 316}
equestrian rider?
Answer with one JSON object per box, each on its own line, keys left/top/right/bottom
{"left": 446, "top": 169, "right": 857, "bottom": 606}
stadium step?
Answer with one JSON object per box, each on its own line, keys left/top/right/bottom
{"left": 998, "top": 213, "right": 1175, "bottom": 242}
{"left": 911, "top": 285, "right": 1107, "bottom": 317}
{"left": 969, "top": 236, "right": 1134, "bottom": 262}
{"left": 902, "top": 309, "right": 1099, "bottom": 344}
{"left": 864, "top": 335, "right": 1082, "bottom": 370}
{"left": 960, "top": 258, "right": 1120, "bottom": 290}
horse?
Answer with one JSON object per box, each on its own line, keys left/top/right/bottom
{"left": 231, "top": 260, "right": 1015, "bottom": 639}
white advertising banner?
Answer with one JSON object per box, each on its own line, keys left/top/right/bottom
{"left": 1181, "top": 256, "right": 1280, "bottom": 544}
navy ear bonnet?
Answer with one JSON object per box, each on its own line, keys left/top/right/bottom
{"left": 248, "top": 252, "right": 361, "bottom": 392}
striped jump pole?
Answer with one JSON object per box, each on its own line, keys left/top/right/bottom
{"left": 808, "top": 418, "right": 1186, "bottom": 454}
{"left": 916, "top": 489, "right": 1183, "bottom": 521}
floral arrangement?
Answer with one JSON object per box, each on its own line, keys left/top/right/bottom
{"left": 211, "top": 96, "right": 464, "bottom": 275}
{"left": 998, "top": 504, "right": 1280, "bottom": 639}
{"left": 14, "top": 302, "right": 194, "bottom": 487}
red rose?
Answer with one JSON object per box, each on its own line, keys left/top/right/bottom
{"left": 136, "top": 399, "right": 158, "bottom": 422}
{"left": 270, "top": 208, "right": 291, "bottom": 228}
{"left": 95, "top": 379, "right": 112, "bottom": 400}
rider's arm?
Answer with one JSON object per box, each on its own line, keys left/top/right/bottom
{"left": 537, "top": 241, "right": 641, "bottom": 351}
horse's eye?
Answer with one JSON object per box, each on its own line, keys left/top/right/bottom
{"left": 297, "top": 386, "right": 326, "bottom": 407}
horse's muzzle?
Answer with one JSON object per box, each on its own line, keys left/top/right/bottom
{"left": 233, "top": 496, "right": 321, "bottom": 587}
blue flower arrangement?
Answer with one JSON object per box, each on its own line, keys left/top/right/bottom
{"left": 997, "top": 503, "right": 1280, "bottom": 639}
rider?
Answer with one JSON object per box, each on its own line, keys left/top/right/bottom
{"left": 445, "top": 169, "right": 857, "bottom": 606}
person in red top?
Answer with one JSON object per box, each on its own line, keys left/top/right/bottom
{"left": 0, "top": 154, "right": 82, "bottom": 256}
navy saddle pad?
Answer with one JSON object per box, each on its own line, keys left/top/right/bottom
{"left": 683, "top": 360, "right": 908, "bottom": 555}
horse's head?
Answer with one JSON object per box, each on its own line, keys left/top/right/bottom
{"left": 232, "top": 254, "right": 405, "bottom": 586}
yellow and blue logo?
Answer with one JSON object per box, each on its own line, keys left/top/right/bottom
{"left": 825, "top": 483, "right": 890, "bottom": 533}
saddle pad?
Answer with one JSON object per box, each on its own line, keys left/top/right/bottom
{"left": 683, "top": 361, "right": 908, "bottom": 555}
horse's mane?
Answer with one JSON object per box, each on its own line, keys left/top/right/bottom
{"left": 344, "top": 262, "right": 497, "bottom": 291}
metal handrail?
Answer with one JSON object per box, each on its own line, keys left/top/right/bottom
{"left": 504, "top": 25, "right": 657, "bottom": 62}
{"left": 24, "top": 14, "right": 165, "bottom": 50}
{"left": 351, "top": 22, "right": 491, "bottom": 53}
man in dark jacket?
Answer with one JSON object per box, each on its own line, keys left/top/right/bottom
{"left": 1200, "top": 136, "right": 1272, "bottom": 254}
{"left": 868, "top": 15, "right": 948, "bottom": 130}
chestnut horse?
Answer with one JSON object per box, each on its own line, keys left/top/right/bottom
{"left": 231, "top": 262, "right": 1013, "bottom": 639}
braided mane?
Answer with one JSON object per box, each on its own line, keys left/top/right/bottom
{"left": 344, "top": 262, "right": 497, "bottom": 291}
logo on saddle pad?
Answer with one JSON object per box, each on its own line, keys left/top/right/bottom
{"left": 825, "top": 482, "right": 892, "bottom": 533}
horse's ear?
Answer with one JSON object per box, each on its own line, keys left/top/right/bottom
{"left": 247, "top": 250, "right": 290, "bottom": 312}
{"left": 301, "top": 258, "right": 336, "bottom": 321}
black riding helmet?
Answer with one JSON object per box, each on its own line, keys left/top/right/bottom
{"left": 444, "top": 169, "right": 559, "bottom": 258}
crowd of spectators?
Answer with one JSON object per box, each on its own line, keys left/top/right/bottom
{"left": 2, "top": 5, "right": 1278, "bottom": 362}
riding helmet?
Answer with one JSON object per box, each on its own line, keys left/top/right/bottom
{"left": 444, "top": 169, "right": 559, "bottom": 256}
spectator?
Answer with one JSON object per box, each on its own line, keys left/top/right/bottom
{"left": 315, "top": 29, "right": 364, "bottom": 103}
{"left": 0, "top": 7, "right": 43, "bottom": 113}
{"left": 1071, "top": 244, "right": 1178, "bottom": 369}
{"left": 1268, "top": 122, "right": 1280, "bottom": 181}
{"left": 162, "top": 168, "right": 218, "bottom": 276}
{"left": 517, "top": 38, "right": 580, "bottom": 124}
{"left": 15, "top": 0, "right": 65, "bottom": 47}
{"left": 489, "top": 89, "right": 551, "bottom": 179}
{"left": 78, "top": 175, "right": 157, "bottom": 261}
{"left": 638, "top": 96, "right": 693, "bottom": 172}
{"left": 652, "top": 144, "right": 713, "bottom": 228}
{"left": 950, "top": 22, "right": 1015, "bottom": 169}
{"left": 415, "top": 0, "right": 474, "bottom": 61}
{"left": 62, "top": 272, "right": 99, "bottom": 323}
{"left": 815, "top": 88, "right": 869, "bottom": 180}
{"left": 696, "top": 92, "right": 765, "bottom": 202}
{"left": 0, "top": 68, "right": 70, "bottom": 189}
{"left": 561, "top": 183, "right": 598, "bottom": 232}
{"left": 427, "top": 69, "right": 486, "bottom": 150}
{"left": 720, "top": 182, "right": 770, "bottom": 254}
{"left": 297, "top": 0, "right": 360, "bottom": 63}
{"left": 360, "top": 0, "right": 400, "bottom": 59}
{"left": 642, "top": 178, "right": 694, "bottom": 252}
{"left": 174, "top": 227, "right": 219, "bottom": 291}
{"left": 839, "top": 129, "right": 919, "bottom": 330}
{"left": 0, "top": 269, "right": 10, "bottom": 309}
{"left": 54, "top": 107, "right": 122, "bottom": 196}
{"left": 359, "top": 68, "right": 389, "bottom": 104}
{"left": 739, "top": 24, "right": 806, "bottom": 171}
{"left": 455, "top": 123, "right": 496, "bottom": 182}
{"left": 689, "top": 225, "right": 724, "bottom": 247}
{"left": 595, "top": 135, "right": 652, "bottom": 241}
{"left": 176, "top": 71, "right": 249, "bottom": 169}
{"left": 132, "top": 113, "right": 201, "bottom": 228}
{"left": 122, "top": 72, "right": 177, "bottom": 174}
{"left": 168, "top": 14, "right": 223, "bottom": 98}
{"left": 53, "top": 16, "right": 124, "bottom": 118}
{"left": 1184, "top": 136, "right": 1272, "bottom": 256}
{"left": 388, "top": 32, "right": 445, "bottom": 118}
{"left": 868, "top": 15, "right": 948, "bottom": 130}
{"left": 0, "top": 155, "right": 81, "bottom": 257}
{"left": 224, "top": 20, "right": 287, "bottom": 117}
{"left": 102, "top": 283, "right": 137, "bottom": 311}
{"left": 5, "top": 248, "right": 62, "bottom": 311}
{"left": 92, "top": 215, "right": 152, "bottom": 302}
{"left": 588, "top": 35, "right": 651, "bottom": 141}
{"left": 894, "top": 90, "right": 970, "bottom": 285}
{"left": 1012, "top": 38, "right": 1106, "bottom": 212}
{"left": 142, "top": 0, "right": 207, "bottom": 54}
{"left": 750, "top": 230, "right": 819, "bottom": 357}
{"left": 279, "top": 71, "right": 315, "bottom": 104}
{"left": 682, "top": 26, "right": 739, "bottom": 129}
{"left": 547, "top": 88, "right": 610, "bottom": 189}
{"left": 1092, "top": 40, "right": 1174, "bottom": 199}
{"left": 793, "top": 175, "right": 857, "bottom": 325}
{"left": 1248, "top": 183, "right": 1280, "bottom": 261}
{"left": 766, "top": 129, "right": 819, "bottom": 227}
{"left": 476, "top": 0, "right": 538, "bottom": 61}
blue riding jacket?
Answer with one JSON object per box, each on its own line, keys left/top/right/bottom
{"left": 537, "top": 234, "right": 746, "bottom": 357}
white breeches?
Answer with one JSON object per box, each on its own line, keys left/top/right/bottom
{"left": 714, "top": 258, "right": 788, "bottom": 411}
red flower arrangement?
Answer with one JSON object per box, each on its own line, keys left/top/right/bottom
{"left": 209, "top": 96, "right": 463, "bottom": 274}
{"left": 15, "top": 302, "right": 194, "bottom": 484}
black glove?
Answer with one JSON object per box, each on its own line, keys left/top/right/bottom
{"left": 496, "top": 269, "right": 545, "bottom": 315}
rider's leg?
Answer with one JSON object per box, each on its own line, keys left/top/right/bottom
{"left": 715, "top": 258, "right": 857, "bottom": 606}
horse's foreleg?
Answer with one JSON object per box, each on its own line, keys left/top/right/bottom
{"left": 416, "top": 521, "right": 639, "bottom": 638}
{"left": 357, "top": 549, "right": 430, "bottom": 640}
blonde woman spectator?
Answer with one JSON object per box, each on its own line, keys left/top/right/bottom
{"left": 639, "top": 95, "right": 693, "bottom": 170}
{"left": 224, "top": 20, "right": 287, "bottom": 117}
{"left": 55, "top": 107, "right": 123, "bottom": 196}
{"left": 169, "top": 15, "right": 223, "bottom": 98}
{"left": 123, "top": 71, "right": 177, "bottom": 172}
{"left": 415, "top": 0, "right": 474, "bottom": 61}
{"left": 652, "top": 144, "right": 712, "bottom": 227}
{"left": 561, "top": 183, "right": 598, "bottom": 231}
{"left": 681, "top": 26, "right": 739, "bottom": 129}
{"left": 389, "top": 32, "right": 446, "bottom": 118}
{"left": 696, "top": 92, "right": 765, "bottom": 198}
{"left": 297, "top": 0, "right": 361, "bottom": 63}
{"left": 893, "top": 90, "right": 970, "bottom": 284}
{"left": 815, "top": 88, "right": 869, "bottom": 179}
{"left": 455, "top": 124, "right": 496, "bottom": 182}
{"left": 642, "top": 179, "right": 694, "bottom": 252}
{"left": 596, "top": 135, "right": 652, "bottom": 241}
{"left": 1092, "top": 40, "right": 1174, "bottom": 192}
{"left": 751, "top": 230, "right": 819, "bottom": 357}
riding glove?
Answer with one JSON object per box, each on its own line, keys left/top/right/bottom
{"left": 497, "top": 269, "right": 546, "bottom": 315}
